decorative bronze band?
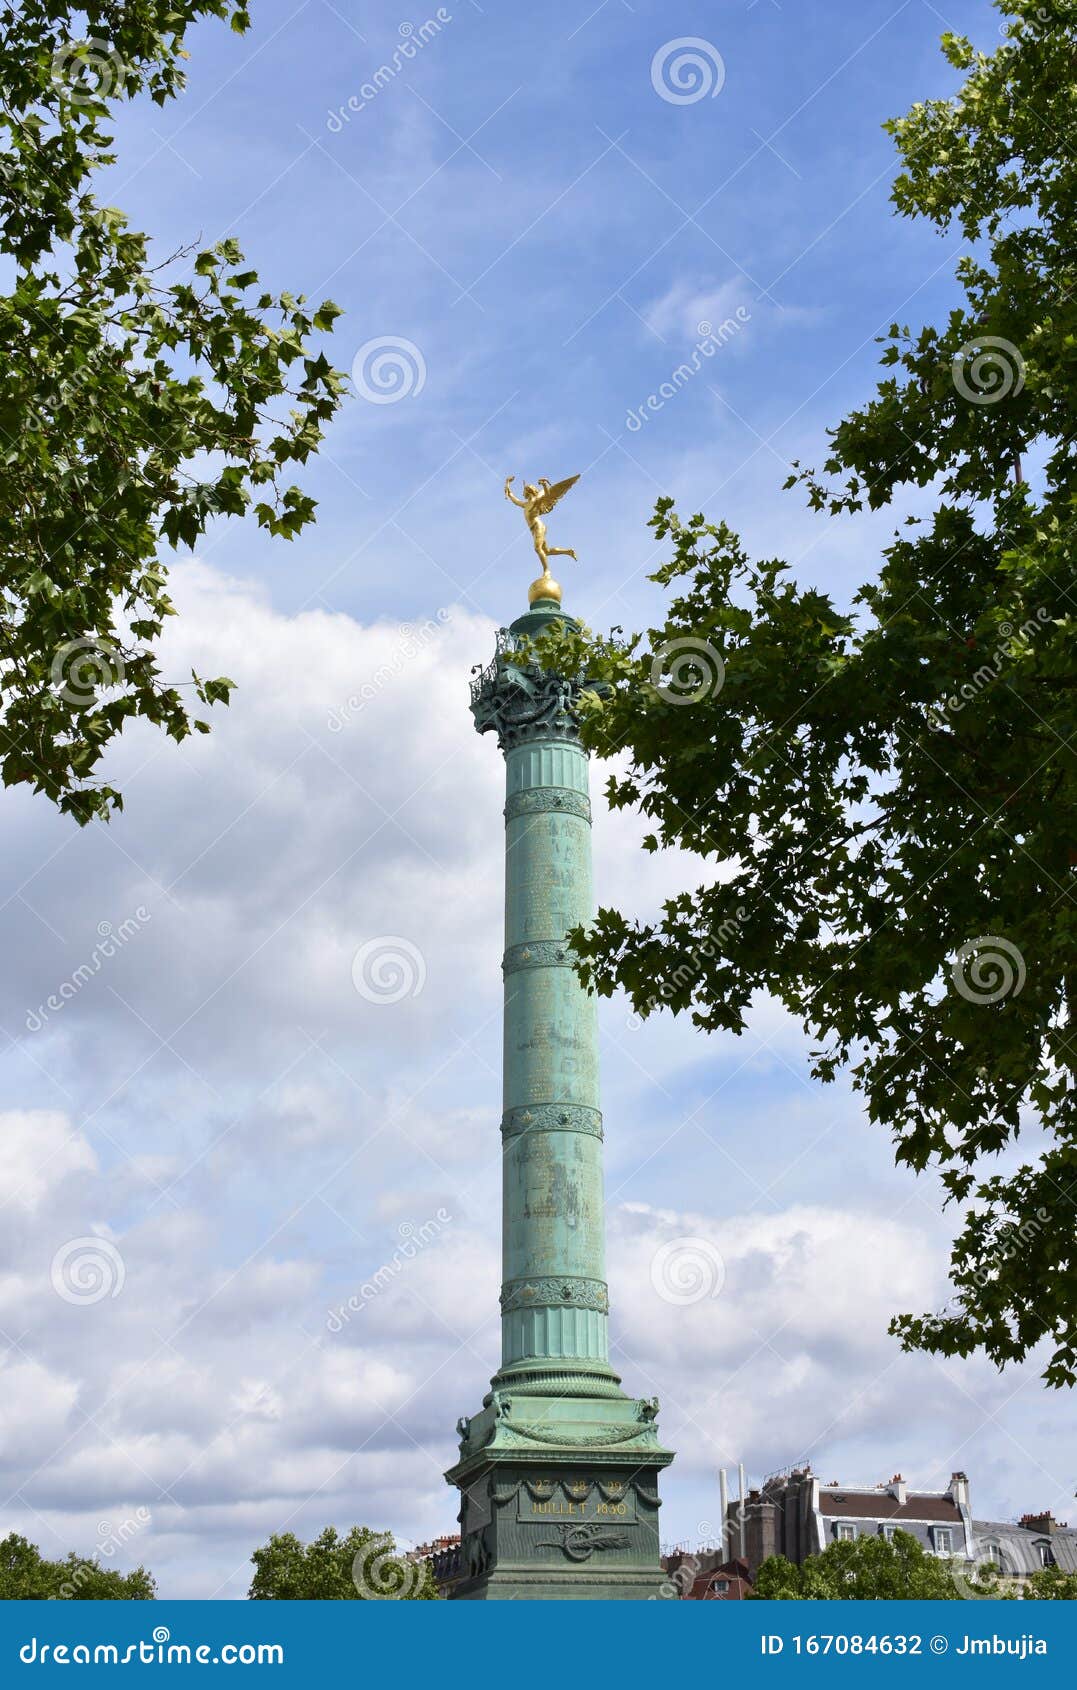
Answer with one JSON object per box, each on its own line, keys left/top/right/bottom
{"left": 501, "top": 1104, "right": 604, "bottom": 1140}
{"left": 497, "top": 1421, "right": 649, "bottom": 1448}
{"left": 500, "top": 1275, "right": 610, "bottom": 1315}
{"left": 502, "top": 939, "right": 576, "bottom": 975}
{"left": 504, "top": 788, "right": 592, "bottom": 824}
{"left": 493, "top": 1476, "right": 654, "bottom": 1504}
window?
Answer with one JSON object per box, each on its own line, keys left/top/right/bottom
{"left": 1037, "top": 1543, "right": 1055, "bottom": 1569}
{"left": 881, "top": 1525, "right": 896, "bottom": 1542}
{"left": 836, "top": 1524, "right": 856, "bottom": 1542}
{"left": 710, "top": 1578, "right": 729, "bottom": 1593}
{"left": 934, "top": 1528, "right": 953, "bottom": 1554}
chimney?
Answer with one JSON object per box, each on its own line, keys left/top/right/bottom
{"left": 744, "top": 1493, "right": 779, "bottom": 1574}
{"left": 1020, "top": 1511, "right": 1063, "bottom": 1535}
{"left": 949, "top": 1471, "right": 969, "bottom": 1509}
{"left": 888, "top": 1474, "right": 907, "bottom": 1506}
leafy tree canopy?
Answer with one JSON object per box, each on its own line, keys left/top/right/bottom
{"left": 751, "top": 1531, "right": 1077, "bottom": 1600}
{"left": 752, "top": 1530, "right": 964, "bottom": 1600}
{"left": 0, "top": 2, "right": 345, "bottom": 823}
{"left": 544, "top": 0, "right": 1077, "bottom": 1386}
{"left": 0, "top": 1531, "right": 155, "bottom": 1598}
{"left": 248, "top": 1526, "right": 438, "bottom": 1600}
{"left": 1023, "top": 1565, "right": 1077, "bottom": 1599}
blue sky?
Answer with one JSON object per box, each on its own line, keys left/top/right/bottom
{"left": 2, "top": 0, "right": 1073, "bottom": 1599}
{"left": 109, "top": 0, "right": 984, "bottom": 623}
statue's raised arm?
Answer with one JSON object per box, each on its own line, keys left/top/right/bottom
{"left": 504, "top": 475, "right": 526, "bottom": 509}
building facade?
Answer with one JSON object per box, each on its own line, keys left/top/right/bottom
{"left": 724, "top": 1465, "right": 1076, "bottom": 1586}
{"left": 684, "top": 1559, "right": 753, "bottom": 1600}
{"left": 729, "top": 1468, "right": 972, "bottom": 1572}
{"left": 409, "top": 1536, "right": 463, "bottom": 1598}
{"left": 662, "top": 1549, "right": 753, "bottom": 1600}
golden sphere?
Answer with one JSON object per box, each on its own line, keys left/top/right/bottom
{"left": 528, "top": 573, "right": 562, "bottom": 605}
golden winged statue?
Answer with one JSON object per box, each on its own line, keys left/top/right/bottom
{"left": 505, "top": 473, "right": 580, "bottom": 604}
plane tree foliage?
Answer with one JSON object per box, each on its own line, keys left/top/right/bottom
{"left": 248, "top": 1526, "right": 438, "bottom": 1600}
{"left": 751, "top": 1532, "right": 962, "bottom": 1601}
{"left": 543, "top": 0, "right": 1077, "bottom": 1386}
{"left": 0, "top": 1531, "right": 155, "bottom": 1598}
{"left": 0, "top": 2, "right": 345, "bottom": 822}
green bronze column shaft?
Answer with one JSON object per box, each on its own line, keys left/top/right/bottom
{"left": 497, "top": 631, "right": 612, "bottom": 1384}
{"left": 446, "top": 582, "right": 673, "bottom": 1600}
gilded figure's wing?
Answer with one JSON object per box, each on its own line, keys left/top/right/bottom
{"left": 531, "top": 474, "right": 579, "bottom": 516}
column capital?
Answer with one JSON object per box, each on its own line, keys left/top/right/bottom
{"left": 470, "top": 605, "right": 602, "bottom": 753}
{"left": 469, "top": 648, "right": 585, "bottom": 753}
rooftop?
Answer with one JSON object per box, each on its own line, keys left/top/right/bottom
{"left": 817, "top": 1492, "right": 961, "bottom": 1523}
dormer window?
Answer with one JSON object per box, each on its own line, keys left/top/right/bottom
{"left": 1037, "top": 1543, "right": 1055, "bottom": 1569}
{"left": 881, "top": 1524, "right": 896, "bottom": 1542}
{"left": 836, "top": 1524, "right": 855, "bottom": 1542}
{"left": 933, "top": 1527, "right": 953, "bottom": 1555}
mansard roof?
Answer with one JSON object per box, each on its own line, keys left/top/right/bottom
{"left": 973, "top": 1520, "right": 1077, "bottom": 1575}
{"left": 817, "top": 1491, "right": 962, "bottom": 1522}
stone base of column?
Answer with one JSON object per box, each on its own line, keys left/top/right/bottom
{"left": 444, "top": 1386, "right": 674, "bottom": 1600}
{"left": 450, "top": 1563, "right": 673, "bottom": 1601}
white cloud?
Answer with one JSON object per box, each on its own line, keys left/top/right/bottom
{"left": 0, "top": 1356, "right": 79, "bottom": 1462}
{"left": 0, "top": 1110, "right": 97, "bottom": 1214}
{"left": 0, "top": 562, "right": 1070, "bottom": 1595}
{"left": 645, "top": 276, "right": 753, "bottom": 341}
{"left": 609, "top": 1197, "right": 941, "bottom": 1450}
{"left": 643, "top": 275, "right": 824, "bottom": 345}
